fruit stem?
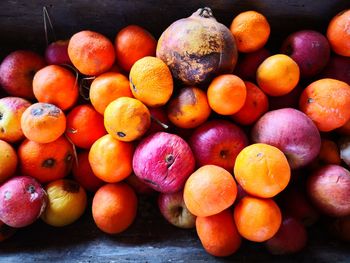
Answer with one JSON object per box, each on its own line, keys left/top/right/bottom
{"left": 151, "top": 115, "right": 169, "bottom": 129}
{"left": 43, "top": 6, "right": 56, "bottom": 46}
{"left": 198, "top": 7, "right": 213, "bottom": 18}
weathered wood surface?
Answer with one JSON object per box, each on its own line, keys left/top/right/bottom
{"left": 0, "top": 0, "right": 350, "bottom": 262}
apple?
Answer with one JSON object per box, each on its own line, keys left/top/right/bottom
{"left": 158, "top": 190, "right": 196, "bottom": 229}
{"left": 268, "top": 84, "right": 303, "bottom": 111}
{"left": 45, "top": 40, "right": 71, "bottom": 65}
{"left": 0, "top": 176, "right": 47, "bottom": 228}
{"left": 125, "top": 173, "right": 155, "bottom": 195}
{"left": 307, "top": 164, "right": 350, "bottom": 217}
{"left": 321, "top": 55, "right": 350, "bottom": 85}
{"left": 234, "top": 48, "right": 271, "bottom": 80}
{"left": 265, "top": 216, "right": 307, "bottom": 255}
{"left": 0, "top": 97, "right": 31, "bottom": 143}
{"left": 279, "top": 187, "right": 319, "bottom": 226}
{"left": 0, "top": 220, "right": 16, "bottom": 241}
{"left": 133, "top": 132, "right": 195, "bottom": 193}
{"left": 0, "top": 50, "right": 46, "bottom": 99}
{"left": 252, "top": 108, "right": 321, "bottom": 169}
{"left": 281, "top": 30, "right": 330, "bottom": 78}
{"left": 189, "top": 120, "right": 248, "bottom": 171}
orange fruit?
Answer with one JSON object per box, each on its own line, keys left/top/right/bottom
{"left": 89, "top": 134, "right": 134, "bottom": 183}
{"left": 66, "top": 104, "right": 106, "bottom": 149}
{"left": 196, "top": 209, "right": 241, "bottom": 257}
{"left": 184, "top": 165, "right": 237, "bottom": 217}
{"left": 299, "top": 78, "right": 350, "bottom": 132}
{"left": 207, "top": 74, "right": 247, "bottom": 115}
{"left": 167, "top": 87, "right": 211, "bottom": 129}
{"left": 18, "top": 136, "right": 74, "bottom": 183}
{"left": 233, "top": 196, "right": 282, "bottom": 242}
{"left": 104, "top": 97, "right": 151, "bottom": 142}
{"left": 231, "top": 81, "right": 269, "bottom": 125}
{"left": 129, "top": 56, "right": 173, "bottom": 107}
{"left": 230, "top": 11, "right": 270, "bottom": 53}
{"left": 92, "top": 183, "right": 137, "bottom": 234}
{"left": 68, "top": 30, "right": 115, "bottom": 76}
{"left": 257, "top": 54, "right": 300, "bottom": 96}
{"left": 21, "top": 103, "right": 66, "bottom": 144}
{"left": 72, "top": 151, "right": 104, "bottom": 192}
{"left": 115, "top": 25, "right": 157, "bottom": 72}
{"left": 0, "top": 140, "right": 17, "bottom": 183}
{"left": 327, "top": 9, "right": 350, "bottom": 57}
{"left": 90, "top": 72, "right": 133, "bottom": 114}
{"left": 318, "top": 139, "right": 341, "bottom": 165}
{"left": 234, "top": 143, "right": 291, "bottom": 198}
{"left": 33, "top": 65, "right": 78, "bottom": 110}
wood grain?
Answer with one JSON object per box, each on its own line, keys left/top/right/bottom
{"left": 0, "top": 0, "right": 350, "bottom": 261}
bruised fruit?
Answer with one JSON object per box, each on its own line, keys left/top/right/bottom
{"left": 307, "top": 164, "right": 350, "bottom": 217}
{"left": 0, "top": 176, "right": 47, "bottom": 228}
{"left": 157, "top": 7, "right": 237, "bottom": 85}
{"left": 41, "top": 179, "right": 87, "bottom": 227}
{"left": 133, "top": 132, "right": 195, "bottom": 193}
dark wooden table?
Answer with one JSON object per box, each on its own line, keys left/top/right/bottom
{"left": 0, "top": 0, "right": 350, "bottom": 261}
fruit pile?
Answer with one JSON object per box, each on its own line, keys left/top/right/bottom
{"left": 0, "top": 6, "right": 349, "bottom": 256}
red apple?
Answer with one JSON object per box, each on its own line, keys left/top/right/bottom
{"left": 0, "top": 97, "right": 31, "bottom": 143}
{"left": 158, "top": 190, "right": 196, "bottom": 229}
{"left": 0, "top": 176, "right": 47, "bottom": 228}
{"left": 0, "top": 220, "right": 16, "bottom": 241}
{"left": 45, "top": 40, "right": 71, "bottom": 65}
{"left": 265, "top": 216, "right": 307, "bottom": 255}
{"left": 0, "top": 50, "right": 46, "bottom": 99}
{"left": 133, "top": 132, "right": 195, "bottom": 193}
{"left": 252, "top": 108, "right": 321, "bottom": 169}
{"left": 280, "top": 187, "right": 319, "bottom": 226}
{"left": 307, "top": 165, "right": 350, "bottom": 217}
{"left": 189, "top": 120, "right": 248, "bottom": 171}
{"left": 321, "top": 55, "right": 350, "bottom": 85}
{"left": 281, "top": 30, "right": 330, "bottom": 78}
{"left": 125, "top": 173, "right": 155, "bottom": 195}
{"left": 234, "top": 48, "right": 271, "bottom": 80}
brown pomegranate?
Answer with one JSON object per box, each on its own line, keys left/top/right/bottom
{"left": 156, "top": 7, "right": 237, "bottom": 85}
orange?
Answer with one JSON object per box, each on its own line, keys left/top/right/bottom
{"left": 327, "top": 9, "right": 350, "bottom": 57}
{"left": 167, "top": 87, "right": 211, "bottom": 129}
{"left": 196, "top": 209, "right": 241, "bottom": 257}
{"left": 115, "top": 25, "right": 157, "bottom": 72}
{"left": 21, "top": 103, "right": 66, "bottom": 144}
{"left": 90, "top": 72, "right": 133, "bottom": 114}
{"left": 231, "top": 81, "right": 269, "bottom": 125}
{"left": 68, "top": 30, "right": 115, "bottom": 76}
{"left": 89, "top": 134, "right": 134, "bottom": 183}
{"left": 18, "top": 136, "right": 74, "bottom": 183}
{"left": 230, "top": 11, "right": 270, "bottom": 53}
{"left": 33, "top": 65, "right": 78, "bottom": 110}
{"left": 184, "top": 165, "right": 237, "bottom": 217}
{"left": 0, "top": 140, "right": 17, "bottom": 183}
{"left": 72, "top": 151, "right": 104, "bottom": 192}
{"left": 233, "top": 196, "right": 282, "bottom": 242}
{"left": 66, "top": 104, "right": 106, "bottom": 149}
{"left": 257, "top": 54, "right": 300, "bottom": 96}
{"left": 299, "top": 78, "right": 350, "bottom": 132}
{"left": 92, "top": 183, "right": 138, "bottom": 234}
{"left": 129, "top": 56, "right": 173, "bottom": 107}
{"left": 104, "top": 97, "right": 151, "bottom": 142}
{"left": 207, "top": 74, "right": 246, "bottom": 115}
{"left": 318, "top": 139, "right": 341, "bottom": 165}
{"left": 234, "top": 143, "right": 291, "bottom": 198}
